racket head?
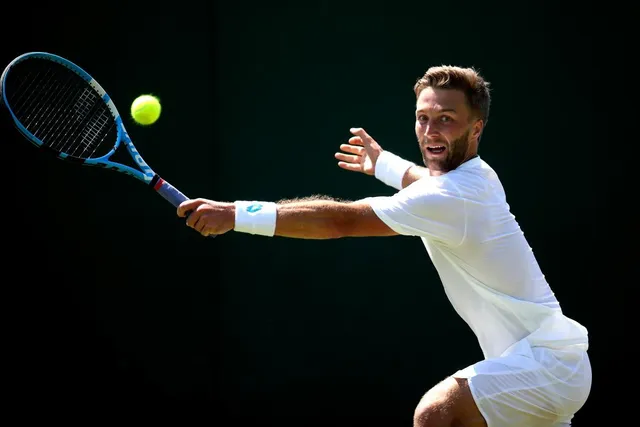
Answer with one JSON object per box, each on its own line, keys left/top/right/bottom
{"left": 1, "top": 52, "right": 154, "bottom": 182}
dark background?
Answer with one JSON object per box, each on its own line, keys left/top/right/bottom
{"left": 1, "top": 2, "right": 625, "bottom": 426}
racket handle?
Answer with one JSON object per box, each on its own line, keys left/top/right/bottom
{"left": 153, "top": 177, "right": 216, "bottom": 239}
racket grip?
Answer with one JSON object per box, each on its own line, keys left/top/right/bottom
{"left": 155, "top": 177, "right": 189, "bottom": 207}
{"left": 154, "top": 177, "right": 216, "bottom": 239}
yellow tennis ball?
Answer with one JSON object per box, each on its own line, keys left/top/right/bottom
{"left": 131, "top": 95, "right": 161, "bottom": 125}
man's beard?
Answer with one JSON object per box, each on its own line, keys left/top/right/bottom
{"left": 420, "top": 128, "right": 471, "bottom": 174}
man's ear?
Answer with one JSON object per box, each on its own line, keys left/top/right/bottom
{"left": 472, "top": 119, "right": 484, "bottom": 142}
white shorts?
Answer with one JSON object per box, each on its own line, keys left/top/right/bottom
{"left": 453, "top": 339, "right": 592, "bottom": 427}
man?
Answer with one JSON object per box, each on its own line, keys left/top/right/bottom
{"left": 177, "top": 66, "right": 592, "bottom": 427}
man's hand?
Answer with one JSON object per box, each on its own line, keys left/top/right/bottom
{"left": 335, "top": 128, "right": 383, "bottom": 176}
{"left": 177, "top": 198, "right": 234, "bottom": 237}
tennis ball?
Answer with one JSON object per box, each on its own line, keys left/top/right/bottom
{"left": 131, "top": 95, "right": 161, "bottom": 125}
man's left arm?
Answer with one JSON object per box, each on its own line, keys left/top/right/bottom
{"left": 178, "top": 179, "right": 465, "bottom": 242}
{"left": 177, "top": 196, "right": 398, "bottom": 239}
{"left": 274, "top": 197, "right": 397, "bottom": 239}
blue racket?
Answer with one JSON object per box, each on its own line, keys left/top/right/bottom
{"left": 1, "top": 51, "right": 198, "bottom": 219}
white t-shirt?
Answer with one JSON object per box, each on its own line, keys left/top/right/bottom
{"left": 366, "top": 156, "right": 589, "bottom": 359}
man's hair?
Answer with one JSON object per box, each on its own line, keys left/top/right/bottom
{"left": 414, "top": 66, "right": 491, "bottom": 126}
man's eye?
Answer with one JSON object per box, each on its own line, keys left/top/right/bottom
{"left": 417, "top": 115, "right": 427, "bottom": 122}
{"left": 440, "top": 116, "right": 452, "bottom": 123}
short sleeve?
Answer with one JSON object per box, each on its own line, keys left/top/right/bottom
{"left": 365, "top": 177, "right": 467, "bottom": 246}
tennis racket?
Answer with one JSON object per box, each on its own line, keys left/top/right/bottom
{"left": 0, "top": 51, "right": 200, "bottom": 222}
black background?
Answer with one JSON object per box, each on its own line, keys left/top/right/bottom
{"left": 1, "top": 2, "right": 627, "bottom": 426}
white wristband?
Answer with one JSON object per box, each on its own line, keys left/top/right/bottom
{"left": 374, "top": 151, "right": 415, "bottom": 190}
{"left": 234, "top": 201, "right": 277, "bottom": 237}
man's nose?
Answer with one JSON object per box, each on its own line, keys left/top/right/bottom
{"left": 424, "top": 122, "right": 441, "bottom": 139}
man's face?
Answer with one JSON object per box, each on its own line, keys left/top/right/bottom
{"left": 415, "top": 87, "right": 482, "bottom": 174}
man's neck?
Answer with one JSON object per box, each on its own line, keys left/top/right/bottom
{"left": 428, "top": 153, "right": 479, "bottom": 177}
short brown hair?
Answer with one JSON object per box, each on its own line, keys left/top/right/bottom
{"left": 414, "top": 66, "right": 491, "bottom": 125}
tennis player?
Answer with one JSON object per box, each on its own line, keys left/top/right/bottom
{"left": 178, "top": 66, "right": 592, "bottom": 427}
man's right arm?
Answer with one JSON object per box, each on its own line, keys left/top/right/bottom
{"left": 337, "top": 128, "right": 429, "bottom": 189}
{"left": 374, "top": 150, "right": 429, "bottom": 190}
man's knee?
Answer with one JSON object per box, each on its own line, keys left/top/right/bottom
{"left": 413, "top": 377, "right": 486, "bottom": 427}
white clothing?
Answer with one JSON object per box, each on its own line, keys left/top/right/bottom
{"left": 456, "top": 339, "right": 591, "bottom": 427}
{"left": 366, "top": 156, "right": 591, "bottom": 426}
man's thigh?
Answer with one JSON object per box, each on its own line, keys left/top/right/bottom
{"left": 414, "top": 376, "right": 487, "bottom": 427}
{"left": 451, "top": 347, "right": 591, "bottom": 427}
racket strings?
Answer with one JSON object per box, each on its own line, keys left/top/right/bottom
{"left": 12, "top": 68, "right": 63, "bottom": 124}
{"left": 54, "top": 87, "right": 110, "bottom": 157}
{"left": 62, "top": 96, "right": 115, "bottom": 158}
{"left": 20, "top": 69, "right": 81, "bottom": 145}
{"left": 5, "top": 58, "right": 116, "bottom": 159}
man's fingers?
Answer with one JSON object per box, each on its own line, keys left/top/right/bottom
{"left": 186, "top": 209, "right": 204, "bottom": 228}
{"left": 337, "top": 161, "right": 363, "bottom": 172}
{"left": 335, "top": 152, "right": 361, "bottom": 164}
{"left": 340, "top": 143, "right": 364, "bottom": 154}
{"left": 193, "top": 216, "right": 203, "bottom": 232}
{"left": 349, "top": 127, "right": 372, "bottom": 141}
{"left": 348, "top": 136, "right": 365, "bottom": 146}
{"left": 177, "top": 199, "right": 204, "bottom": 217}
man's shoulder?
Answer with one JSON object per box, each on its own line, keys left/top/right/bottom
{"left": 453, "top": 156, "right": 496, "bottom": 177}
{"left": 423, "top": 158, "right": 508, "bottom": 207}
{"left": 447, "top": 160, "right": 493, "bottom": 191}
{"left": 401, "top": 157, "right": 498, "bottom": 201}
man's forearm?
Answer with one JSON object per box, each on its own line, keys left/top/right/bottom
{"left": 272, "top": 197, "right": 395, "bottom": 239}
{"left": 275, "top": 198, "right": 350, "bottom": 239}
{"left": 402, "top": 165, "right": 430, "bottom": 188}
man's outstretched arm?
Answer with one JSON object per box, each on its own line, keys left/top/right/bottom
{"left": 176, "top": 196, "right": 398, "bottom": 239}
{"left": 274, "top": 196, "right": 396, "bottom": 239}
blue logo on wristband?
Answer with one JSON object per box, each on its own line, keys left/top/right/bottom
{"left": 246, "top": 203, "right": 263, "bottom": 213}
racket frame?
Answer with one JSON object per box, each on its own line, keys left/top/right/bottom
{"left": 1, "top": 51, "right": 155, "bottom": 185}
